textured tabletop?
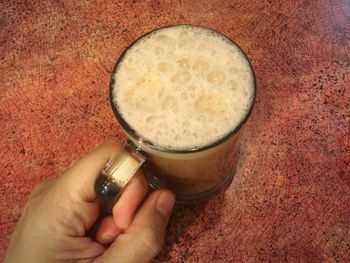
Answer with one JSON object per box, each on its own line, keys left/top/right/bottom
{"left": 1, "top": 1, "right": 349, "bottom": 262}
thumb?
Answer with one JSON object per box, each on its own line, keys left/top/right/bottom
{"left": 100, "top": 190, "right": 175, "bottom": 263}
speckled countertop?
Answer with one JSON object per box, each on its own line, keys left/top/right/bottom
{"left": 1, "top": 1, "right": 349, "bottom": 262}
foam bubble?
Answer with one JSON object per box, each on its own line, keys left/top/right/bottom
{"left": 195, "top": 95, "right": 228, "bottom": 114}
{"left": 161, "top": 96, "right": 177, "bottom": 111}
{"left": 229, "top": 67, "right": 238, "bottom": 74}
{"left": 113, "top": 25, "right": 254, "bottom": 150}
{"left": 171, "top": 72, "right": 191, "bottom": 84}
{"left": 197, "top": 42, "right": 208, "bottom": 51}
{"left": 178, "top": 38, "right": 194, "bottom": 48}
{"left": 156, "top": 34, "right": 168, "bottom": 41}
{"left": 193, "top": 59, "right": 209, "bottom": 71}
{"left": 207, "top": 71, "right": 225, "bottom": 85}
{"left": 228, "top": 80, "right": 238, "bottom": 91}
{"left": 154, "top": 46, "right": 164, "bottom": 56}
{"left": 157, "top": 62, "right": 169, "bottom": 72}
{"left": 177, "top": 59, "right": 191, "bottom": 70}
{"left": 145, "top": 116, "right": 153, "bottom": 122}
{"left": 180, "top": 92, "right": 188, "bottom": 100}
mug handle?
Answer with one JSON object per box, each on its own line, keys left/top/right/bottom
{"left": 94, "top": 140, "right": 146, "bottom": 213}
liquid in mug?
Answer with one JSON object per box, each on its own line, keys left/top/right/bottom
{"left": 111, "top": 25, "right": 255, "bottom": 201}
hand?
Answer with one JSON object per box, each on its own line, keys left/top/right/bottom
{"left": 4, "top": 141, "right": 175, "bottom": 263}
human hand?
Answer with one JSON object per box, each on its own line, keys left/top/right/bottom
{"left": 4, "top": 141, "right": 175, "bottom": 263}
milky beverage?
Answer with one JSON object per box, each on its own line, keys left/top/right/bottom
{"left": 111, "top": 25, "right": 255, "bottom": 201}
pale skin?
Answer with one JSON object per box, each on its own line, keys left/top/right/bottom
{"left": 4, "top": 141, "right": 175, "bottom": 263}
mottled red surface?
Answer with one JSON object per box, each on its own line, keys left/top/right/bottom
{"left": 1, "top": 0, "right": 349, "bottom": 262}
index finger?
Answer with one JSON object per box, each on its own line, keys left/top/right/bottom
{"left": 59, "top": 141, "right": 122, "bottom": 202}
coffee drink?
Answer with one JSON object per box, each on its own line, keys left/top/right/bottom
{"left": 110, "top": 25, "right": 255, "bottom": 202}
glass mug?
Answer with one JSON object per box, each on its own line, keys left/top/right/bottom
{"left": 95, "top": 25, "right": 256, "bottom": 212}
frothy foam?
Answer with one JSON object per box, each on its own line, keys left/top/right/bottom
{"left": 112, "top": 25, "right": 254, "bottom": 150}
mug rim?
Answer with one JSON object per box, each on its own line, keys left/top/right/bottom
{"left": 109, "top": 24, "right": 257, "bottom": 154}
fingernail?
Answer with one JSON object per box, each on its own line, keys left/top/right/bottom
{"left": 155, "top": 191, "right": 175, "bottom": 218}
{"left": 113, "top": 204, "right": 131, "bottom": 229}
{"left": 102, "top": 235, "right": 114, "bottom": 244}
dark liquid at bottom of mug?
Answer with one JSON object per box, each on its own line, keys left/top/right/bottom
{"left": 142, "top": 161, "right": 238, "bottom": 204}
{"left": 174, "top": 165, "right": 237, "bottom": 204}
{"left": 141, "top": 138, "right": 241, "bottom": 204}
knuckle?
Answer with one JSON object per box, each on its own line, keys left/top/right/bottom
{"left": 100, "top": 140, "right": 121, "bottom": 155}
{"left": 30, "top": 181, "right": 47, "bottom": 197}
{"left": 132, "top": 171, "right": 148, "bottom": 190}
{"left": 140, "top": 226, "right": 165, "bottom": 254}
{"left": 29, "top": 178, "right": 56, "bottom": 199}
{"left": 137, "top": 171, "right": 148, "bottom": 186}
{"left": 103, "top": 140, "right": 120, "bottom": 149}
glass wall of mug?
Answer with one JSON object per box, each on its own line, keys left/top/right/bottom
{"left": 109, "top": 24, "right": 256, "bottom": 203}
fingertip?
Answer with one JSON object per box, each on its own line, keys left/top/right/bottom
{"left": 86, "top": 242, "right": 105, "bottom": 257}
{"left": 113, "top": 204, "right": 131, "bottom": 229}
{"left": 95, "top": 216, "right": 123, "bottom": 245}
{"left": 155, "top": 190, "right": 175, "bottom": 220}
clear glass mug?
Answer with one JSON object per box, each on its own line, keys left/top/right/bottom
{"left": 95, "top": 25, "right": 256, "bottom": 212}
